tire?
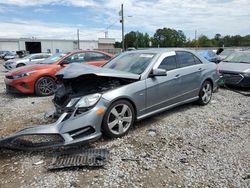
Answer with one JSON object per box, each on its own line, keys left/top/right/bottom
{"left": 198, "top": 80, "right": 213, "bottom": 105}
{"left": 102, "top": 100, "right": 135, "bottom": 138}
{"left": 16, "top": 63, "right": 25, "bottom": 68}
{"left": 35, "top": 76, "right": 56, "bottom": 96}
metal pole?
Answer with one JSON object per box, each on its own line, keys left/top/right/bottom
{"left": 77, "top": 29, "right": 80, "bottom": 50}
{"left": 195, "top": 30, "right": 197, "bottom": 49}
{"left": 121, "top": 4, "right": 124, "bottom": 51}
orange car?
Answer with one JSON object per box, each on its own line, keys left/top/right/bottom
{"left": 5, "top": 50, "right": 113, "bottom": 96}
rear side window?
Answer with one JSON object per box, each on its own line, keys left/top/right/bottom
{"left": 158, "top": 55, "right": 177, "bottom": 71}
{"left": 176, "top": 51, "right": 197, "bottom": 67}
{"left": 85, "top": 52, "right": 109, "bottom": 61}
{"left": 194, "top": 55, "right": 202, "bottom": 64}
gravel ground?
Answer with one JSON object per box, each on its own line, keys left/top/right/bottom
{"left": 0, "top": 60, "right": 249, "bottom": 188}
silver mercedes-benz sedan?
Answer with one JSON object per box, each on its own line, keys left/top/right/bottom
{"left": 0, "top": 49, "right": 219, "bottom": 150}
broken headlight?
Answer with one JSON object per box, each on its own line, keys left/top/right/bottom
{"left": 76, "top": 93, "right": 101, "bottom": 108}
{"left": 67, "top": 93, "right": 101, "bottom": 108}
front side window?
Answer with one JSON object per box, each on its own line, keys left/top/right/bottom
{"left": 64, "top": 53, "right": 86, "bottom": 63}
{"left": 31, "top": 55, "right": 41, "bottom": 60}
{"left": 158, "top": 55, "right": 177, "bottom": 71}
{"left": 176, "top": 51, "right": 196, "bottom": 67}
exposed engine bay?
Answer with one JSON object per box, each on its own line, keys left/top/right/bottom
{"left": 53, "top": 74, "right": 137, "bottom": 115}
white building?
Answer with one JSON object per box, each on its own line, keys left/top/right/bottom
{"left": 0, "top": 38, "right": 116, "bottom": 54}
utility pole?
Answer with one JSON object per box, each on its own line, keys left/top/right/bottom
{"left": 195, "top": 30, "right": 197, "bottom": 49}
{"left": 77, "top": 29, "right": 80, "bottom": 50}
{"left": 121, "top": 4, "right": 124, "bottom": 51}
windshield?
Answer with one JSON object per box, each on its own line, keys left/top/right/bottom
{"left": 223, "top": 51, "right": 250, "bottom": 64}
{"left": 103, "top": 52, "right": 156, "bottom": 74}
{"left": 23, "top": 54, "right": 33, "bottom": 59}
{"left": 220, "top": 49, "right": 235, "bottom": 57}
{"left": 40, "top": 52, "right": 67, "bottom": 64}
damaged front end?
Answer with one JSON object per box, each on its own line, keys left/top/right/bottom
{"left": 0, "top": 64, "right": 139, "bottom": 150}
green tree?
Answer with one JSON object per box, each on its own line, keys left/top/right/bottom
{"left": 152, "top": 27, "right": 186, "bottom": 47}
{"left": 197, "top": 35, "right": 213, "bottom": 47}
{"left": 124, "top": 31, "right": 150, "bottom": 49}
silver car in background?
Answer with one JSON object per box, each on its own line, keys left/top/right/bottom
{"left": 3, "top": 53, "right": 51, "bottom": 70}
{"left": 0, "top": 49, "right": 219, "bottom": 150}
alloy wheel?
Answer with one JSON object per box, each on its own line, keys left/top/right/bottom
{"left": 107, "top": 104, "right": 133, "bottom": 135}
{"left": 201, "top": 82, "right": 212, "bottom": 104}
{"left": 37, "top": 77, "right": 55, "bottom": 96}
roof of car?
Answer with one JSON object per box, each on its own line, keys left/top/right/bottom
{"left": 125, "top": 48, "right": 197, "bottom": 55}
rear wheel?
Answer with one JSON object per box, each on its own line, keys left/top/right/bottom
{"left": 102, "top": 100, "right": 135, "bottom": 138}
{"left": 16, "top": 63, "right": 25, "bottom": 68}
{"left": 198, "top": 81, "right": 213, "bottom": 105}
{"left": 35, "top": 76, "right": 56, "bottom": 96}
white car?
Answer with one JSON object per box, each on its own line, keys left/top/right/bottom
{"left": 3, "top": 53, "right": 51, "bottom": 70}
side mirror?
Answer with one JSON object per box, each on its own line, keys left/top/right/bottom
{"left": 150, "top": 68, "right": 167, "bottom": 77}
{"left": 60, "top": 60, "right": 70, "bottom": 65}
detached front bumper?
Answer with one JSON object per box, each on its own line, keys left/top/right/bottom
{"left": 0, "top": 99, "right": 109, "bottom": 150}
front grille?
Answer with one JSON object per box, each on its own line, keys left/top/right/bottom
{"left": 5, "top": 75, "right": 14, "bottom": 79}
{"left": 221, "top": 72, "right": 243, "bottom": 84}
{"left": 1, "top": 134, "right": 65, "bottom": 150}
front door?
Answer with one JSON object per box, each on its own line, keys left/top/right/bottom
{"left": 145, "top": 51, "right": 182, "bottom": 113}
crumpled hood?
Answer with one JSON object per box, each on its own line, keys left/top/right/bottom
{"left": 56, "top": 63, "right": 140, "bottom": 80}
{"left": 219, "top": 61, "right": 250, "bottom": 73}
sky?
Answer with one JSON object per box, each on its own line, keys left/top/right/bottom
{"left": 0, "top": 0, "right": 249, "bottom": 41}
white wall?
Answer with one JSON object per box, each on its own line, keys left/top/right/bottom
{"left": 0, "top": 41, "right": 19, "bottom": 51}
{"left": 41, "top": 41, "right": 75, "bottom": 53}
{"left": 80, "top": 41, "right": 98, "bottom": 50}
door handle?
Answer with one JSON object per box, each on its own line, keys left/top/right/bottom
{"left": 198, "top": 68, "right": 203, "bottom": 71}
{"left": 175, "top": 74, "right": 180, "bottom": 78}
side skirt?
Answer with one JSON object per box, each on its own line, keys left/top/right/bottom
{"left": 137, "top": 96, "right": 199, "bottom": 120}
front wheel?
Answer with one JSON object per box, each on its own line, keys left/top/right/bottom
{"left": 198, "top": 81, "right": 213, "bottom": 105}
{"left": 35, "top": 76, "right": 56, "bottom": 96}
{"left": 102, "top": 100, "right": 135, "bottom": 138}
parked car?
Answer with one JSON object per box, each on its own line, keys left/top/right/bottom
{"left": 218, "top": 49, "right": 237, "bottom": 60}
{"left": 0, "top": 51, "right": 9, "bottom": 59}
{"left": 3, "top": 51, "right": 17, "bottom": 61}
{"left": 4, "top": 50, "right": 113, "bottom": 96}
{"left": 16, "top": 50, "right": 29, "bottom": 58}
{"left": 0, "top": 49, "right": 219, "bottom": 149}
{"left": 197, "top": 50, "right": 221, "bottom": 63}
{"left": 3, "top": 53, "right": 52, "bottom": 70}
{"left": 218, "top": 50, "right": 250, "bottom": 87}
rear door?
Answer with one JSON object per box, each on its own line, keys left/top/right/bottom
{"left": 145, "top": 51, "right": 182, "bottom": 113}
{"left": 175, "top": 51, "right": 204, "bottom": 100}
{"left": 84, "top": 52, "right": 112, "bottom": 66}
